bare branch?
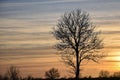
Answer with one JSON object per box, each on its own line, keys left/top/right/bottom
{"left": 53, "top": 9, "right": 104, "bottom": 79}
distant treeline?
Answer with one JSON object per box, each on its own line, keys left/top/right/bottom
{"left": 27, "top": 77, "right": 120, "bottom": 80}
{"left": 0, "top": 66, "right": 120, "bottom": 80}
{"left": 1, "top": 77, "right": 120, "bottom": 80}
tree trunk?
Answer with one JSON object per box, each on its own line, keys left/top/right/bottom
{"left": 76, "top": 49, "right": 79, "bottom": 80}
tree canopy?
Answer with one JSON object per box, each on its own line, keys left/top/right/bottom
{"left": 53, "top": 9, "right": 104, "bottom": 79}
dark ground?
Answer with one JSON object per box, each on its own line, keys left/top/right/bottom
{"left": 25, "top": 77, "right": 120, "bottom": 80}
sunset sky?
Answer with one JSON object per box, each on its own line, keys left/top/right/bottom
{"left": 0, "top": 0, "right": 120, "bottom": 78}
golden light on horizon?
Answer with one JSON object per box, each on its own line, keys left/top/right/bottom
{"left": 112, "top": 52, "right": 120, "bottom": 69}
{"left": 103, "top": 51, "right": 120, "bottom": 71}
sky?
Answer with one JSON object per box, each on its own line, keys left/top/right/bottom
{"left": 0, "top": 0, "right": 120, "bottom": 78}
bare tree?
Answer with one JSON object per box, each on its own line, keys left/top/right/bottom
{"left": 7, "top": 66, "right": 21, "bottom": 80}
{"left": 99, "top": 70, "right": 110, "bottom": 78}
{"left": 45, "top": 68, "right": 60, "bottom": 80}
{"left": 53, "top": 9, "right": 104, "bottom": 79}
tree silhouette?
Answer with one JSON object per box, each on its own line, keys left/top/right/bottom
{"left": 53, "top": 9, "right": 104, "bottom": 79}
{"left": 45, "top": 68, "right": 60, "bottom": 80}
{"left": 99, "top": 70, "right": 110, "bottom": 78}
{"left": 113, "top": 71, "right": 120, "bottom": 77}
{"left": 6, "top": 66, "right": 21, "bottom": 80}
{"left": 26, "top": 75, "right": 33, "bottom": 80}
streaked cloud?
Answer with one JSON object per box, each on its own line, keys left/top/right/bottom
{"left": 102, "top": 31, "right": 120, "bottom": 35}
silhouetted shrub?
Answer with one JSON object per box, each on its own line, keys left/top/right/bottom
{"left": 99, "top": 70, "right": 109, "bottom": 78}
{"left": 0, "top": 75, "right": 3, "bottom": 80}
{"left": 26, "top": 75, "right": 33, "bottom": 80}
{"left": 45, "top": 68, "right": 60, "bottom": 80}
{"left": 3, "top": 74, "right": 9, "bottom": 80}
{"left": 113, "top": 71, "right": 120, "bottom": 77}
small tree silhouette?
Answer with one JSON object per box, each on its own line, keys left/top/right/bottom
{"left": 26, "top": 75, "right": 33, "bottom": 80}
{"left": 99, "top": 70, "right": 109, "bottom": 78}
{"left": 45, "top": 68, "right": 60, "bottom": 79}
{"left": 113, "top": 71, "right": 120, "bottom": 77}
{"left": 6, "top": 66, "right": 21, "bottom": 80}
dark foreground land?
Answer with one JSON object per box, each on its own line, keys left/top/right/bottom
{"left": 23, "top": 77, "right": 120, "bottom": 80}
